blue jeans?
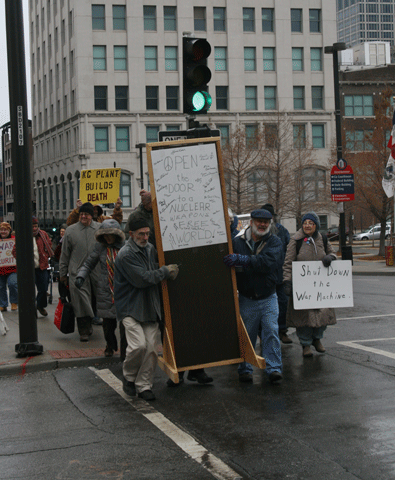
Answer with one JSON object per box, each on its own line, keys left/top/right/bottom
{"left": 0, "top": 273, "right": 18, "bottom": 307}
{"left": 35, "top": 268, "right": 49, "bottom": 310}
{"left": 296, "top": 326, "right": 327, "bottom": 346}
{"left": 238, "top": 293, "right": 282, "bottom": 376}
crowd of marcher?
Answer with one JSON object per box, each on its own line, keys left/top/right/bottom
{"left": 4, "top": 191, "right": 337, "bottom": 401}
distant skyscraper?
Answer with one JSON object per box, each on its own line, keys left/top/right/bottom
{"left": 337, "top": 0, "right": 394, "bottom": 47}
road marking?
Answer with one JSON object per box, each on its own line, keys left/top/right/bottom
{"left": 90, "top": 367, "right": 242, "bottom": 480}
{"left": 337, "top": 313, "right": 395, "bottom": 321}
{"left": 337, "top": 338, "right": 395, "bottom": 360}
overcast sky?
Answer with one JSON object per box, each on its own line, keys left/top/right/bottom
{"left": 0, "top": 0, "right": 31, "bottom": 128}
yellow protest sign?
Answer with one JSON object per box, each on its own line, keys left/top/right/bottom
{"left": 79, "top": 168, "right": 121, "bottom": 203}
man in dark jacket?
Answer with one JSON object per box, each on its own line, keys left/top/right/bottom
{"left": 224, "top": 209, "right": 284, "bottom": 384}
{"left": 114, "top": 218, "right": 179, "bottom": 401}
{"left": 124, "top": 190, "right": 155, "bottom": 246}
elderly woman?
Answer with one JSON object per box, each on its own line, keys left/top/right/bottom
{"left": 283, "top": 212, "right": 337, "bottom": 357}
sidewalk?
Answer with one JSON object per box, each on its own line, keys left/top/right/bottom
{"left": 1, "top": 258, "right": 394, "bottom": 378}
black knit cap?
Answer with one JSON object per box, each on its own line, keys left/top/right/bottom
{"left": 129, "top": 218, "right": 150, "bottom": 232}
{"left": 79, "top": 202, "right": 94, "bottom": 217}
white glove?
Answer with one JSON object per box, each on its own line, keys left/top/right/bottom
{"left": 166, "top": 264, "right": 179, "bottom": 280}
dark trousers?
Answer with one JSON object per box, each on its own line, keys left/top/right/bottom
{"left": 103, "top": 318, "right": 118, "bottom": 351}
{"left": 35, "top": 268, "right": 49, "bottom": 310}
{"left": 276, "top": 283, "right": 288, "bottom": 333}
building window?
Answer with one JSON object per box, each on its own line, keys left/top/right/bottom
{"left": 116, "top": 127, "right": 129, "bottom": 151}
{"left": 248, "top": 168, "right": 271, "bottom": 203}
{"left": 262, "top": 8, "right": 274, "bottom": 32}
{"left": 302, "top": 168, "right": 326, "bottom": 201}
{"left": 114, "top": 46, "right": 127, "bottom": 70}
{"left": 115, "top": 86, "right": 128, "bottom": 110}
{"left": 309, "top": 9, "right": 321, "bottom": 33}
{"left": 145, "top": 46, "right": 157, "bottom": 71}
{"left": 92, "top": 5, "right": 105, "bottom": 30}
{"left": 216, "top": 86, "right": 228, "bottom": 110}
{"left": 291, "top": 9, "right": 302, "bottom": 32}
{"left": 62, "top": 181, "right": 67, "bottom": 210}
{"left": 113, "top": 5, "right": 126, "bottom": 30}
{"left": 194, "top": 7, "right": 206, "bottom": 31}
{"left": 243, "top": 8, "right": 255, "bottom": 32}
{"left": 344, "top": 95, "right": 374, "bottom": 116}
{"left": 95, "top": 127, "right": 109, "bottom": 152}
{"left": 217, "top": 125, "right": 230, "bottom": 148}
{"left": 166, "top": 86, "right": 179, "bottom": 110}
{"left": 146, "top": 86, "right": 158, "bottom": 110}
{"left": 166, "top": 125, "right": 180, "bottom": 131}
{"left": 215, "top": 47, "right": 227, "bottom": 71}
{"left": 164, "top": 6, "right": 176, "bottom": 31}
{"left": 293, "top": 124, "right": 306, "bottom": 148}
{"left": 55, "top": 183, "right": 60, "bottom": 210}
{"left": 245, "top": 124, "right": 258, "bottom": 148}
{"left": 120, "top": 172, "right": 131, "bottom": 207}
{"left": 146, "top": 125, "right": 159, "bottom": 143}
{"left": 144, "top": 5, "right": 156, "bottom": 31}
{"left": 213, "top": 7, "right": 226, "bottom": 31}
{"left": 293, "top": 86, "right": 305, "bottom": 110}
{"left": 93, "top": 45, "right": 106, "bottom": 70}
{"left": 292, "top": 47, "right": 303, "bottom": 71}
{"left": 263, "top": 47, "right": 275, "bottom": 71}
{"left": 94, "top": 86, "right": 107, "bottom": 110}
{"left": 312, "top": 86, "right": 324, "bottom": 109}
{"left": 264, "top": 86, "right": 276, "bottom": 110}
{"left": 244, "top": 47, "right": 256, "bottom": 71}
{"left": 312, "top": 124, "right": 325, "bottom": 148}
{"left": 165, "top": 46, "right": 177, "bottom": 71}
{"left": 265, "top": 124, "right": 278, "bottom": 149}
{"left": 311, "top": 48, "right": 322, "bottom": 71}
{"left": 346, "top": 130, "right": 373, "bottom": 151}
{"left": 245, "top": 86, "right": 257, "bottom": 110}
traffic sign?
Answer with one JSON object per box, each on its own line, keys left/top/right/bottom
{"left": 331, "top": 164, "right": 354, "bottom": 202}
{"left": 158, "top": 128, "right": 220, "bottom": 142}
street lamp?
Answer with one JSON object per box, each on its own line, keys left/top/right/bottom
{"left": 325, "top": 42, "right": 352, "bottom": 261}
{"left": 135, "top": 143, "right": 146, "bottom": 190}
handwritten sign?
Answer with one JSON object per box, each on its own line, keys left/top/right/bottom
{"left": 79, "top": 168, "right": 121, "bottom": 203}
{"left": 150, "top": 143, "right": 227, "bottom": 251}
{"left": 292, "top": 260, "right": 353, "bottom": 309}
{"left": 0, "top": 239, "right": 16, "bottom": 267}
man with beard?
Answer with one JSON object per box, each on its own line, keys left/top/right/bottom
{"left": 114, "top": 218, "right": 179, "bottom": 401}
{"left": 223, "top": 209, "right": 284, "bottom": 384}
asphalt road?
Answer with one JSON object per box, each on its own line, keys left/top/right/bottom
{"left": 1, "top": 275, "right": 395, "bottom": 480}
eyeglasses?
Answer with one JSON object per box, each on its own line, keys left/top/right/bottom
{"left": 303, "top": 221, "right": 315, "bottom": 226}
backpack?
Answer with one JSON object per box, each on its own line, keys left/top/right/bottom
{"left": 296, "top": 233, "right": 328, "bottom": 256}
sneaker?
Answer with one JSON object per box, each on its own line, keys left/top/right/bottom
{"left": 38, "top": 308, "right": 48, "bottom": 317}
{"left": 80, "top": 334, "right": 89, "bottom": 342}
{"left": 279, "top": 332, "right": 293, "bottom": 344}
{"left": 312, "top": 339, "right": 326, "bottom": 353}
{"left": 303, "top": 345, "right": 313, "bottom": 357}
{"left": 92, "top": 317, "right": 103, "bottom": 325}
{"left": 122, "top": 378, "right": 136, "bottom": 397}
{"left": 11, "top": 303, "right": 17, "bottom": 311}
{"left": 138, "top": 389, "right": 156, "bottom": 401}
{"left": 104, "top": 346, "right": 114, "bottom": 357}
{"left": 0, "top": 307, "right": 7, "bottom": 312}
{"left": 239, "top": 373, "right": 253, "bottom": 383}
{"left": 268, "top": 371, "right": 283, "bottom": 384}
{"left": 166, "top": 377, "right": 184, "bottom": 387}
{"left": 187, "top": 370, "right": 213, "bottom": 384}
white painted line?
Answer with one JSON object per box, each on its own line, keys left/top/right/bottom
{"left": 337, "top": 340, "right": 395, "bottom": 360}
{"left": 337, "top": 314, "right": 395, "bottom": 321}
{"left": 90, "top": 367, "right": 242, "bottom": 480}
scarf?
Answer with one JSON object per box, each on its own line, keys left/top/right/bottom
{"left": 106, "top": 246, "right": 119, "bottom": 303}
{"left": 34, "top": 228, "right": 54, "bottom": 257}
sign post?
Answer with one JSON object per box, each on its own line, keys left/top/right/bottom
{"left": 331, "top": 160, "right": 355, "bottom": 202}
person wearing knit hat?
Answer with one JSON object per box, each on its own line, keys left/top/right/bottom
{"left": 0, "top": 222, "right": 18, "bottom": 312}
{"left": 59, "top": 201, "right": 101, "bottom": 341}
{"left": 261, "top": 203, "right": 292, "bottom": 344}
{"left": 283, "top": 211, "right": 337, "bottom": 357}
{"left": 66, "top": 197, "right": 123, "bottom": 226}
{"left": 124, "top": 189, "right": 155, "bottom": 246}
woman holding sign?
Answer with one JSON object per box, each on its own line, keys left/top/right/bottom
{"left": 0, "top": 222, "right": 17, "bottom": 312}
{"left": 283, "top": 212, "right": 337, "bottom": 358}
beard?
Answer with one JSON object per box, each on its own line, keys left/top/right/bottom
{"left": 251, "top": 222, "right": 271, "bottom": 238}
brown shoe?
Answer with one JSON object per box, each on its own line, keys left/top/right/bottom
{"left": 279, "top": 332, "right": 293, "bottom": 344}
{"left": 303, "top": 345, "right": 313, "bottom": 357}
{"left": 312, "top": 339, "right": 326, "bottom": 353}
{"left": 11, "top": 303, "right": 17, "bottom": 311}
{"left": 38, "top": 308, "right": 48, "bottom": 317}
{"left": 0, "top": 307, "right": 7, "bottom": 312}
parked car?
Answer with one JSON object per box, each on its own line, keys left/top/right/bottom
{"left": 326, "top": 226, "right": 349, "bottom": 241}
{"left": 353, "top": 224, "right": 391, "bottom": 241}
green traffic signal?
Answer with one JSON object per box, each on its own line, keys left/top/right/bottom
{"left": 192, "top": 91, "right": 212, "bottom": 112}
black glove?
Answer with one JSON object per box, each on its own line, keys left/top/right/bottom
{"left": 74, "top": 277, "right": 85, "bottom": 289}
{"left": 283, "top": 281, "right": 292, "bottom": 297}
{"left": 322, "top": 255, "right": 333, "bottom": 268}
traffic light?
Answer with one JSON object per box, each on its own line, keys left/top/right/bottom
{"left": 183, "top": 36, "right": 212, "bottom": 115}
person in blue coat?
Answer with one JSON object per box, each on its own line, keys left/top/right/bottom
{"left": 224, "top": 209, "right": 284, "bottom": 384}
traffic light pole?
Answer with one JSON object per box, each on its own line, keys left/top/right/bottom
{"left": 5, "top": 0, "right": 43, "bottom": 357}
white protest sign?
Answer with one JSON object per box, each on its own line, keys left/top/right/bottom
{"left": 292, "top": 260, "right": 353, "bottom": 309}
{"left": 150, "top": 142, "right": 227, "bottom": 251}
{"left": 0, "top": 238, "right": 16, "bottom": 268}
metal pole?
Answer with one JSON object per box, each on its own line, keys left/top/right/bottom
{"left": 5, "top": 0, "right": 43, "bottom": 357}
{"left": 135, "top": 143, "right": 146, "bottom": 190}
